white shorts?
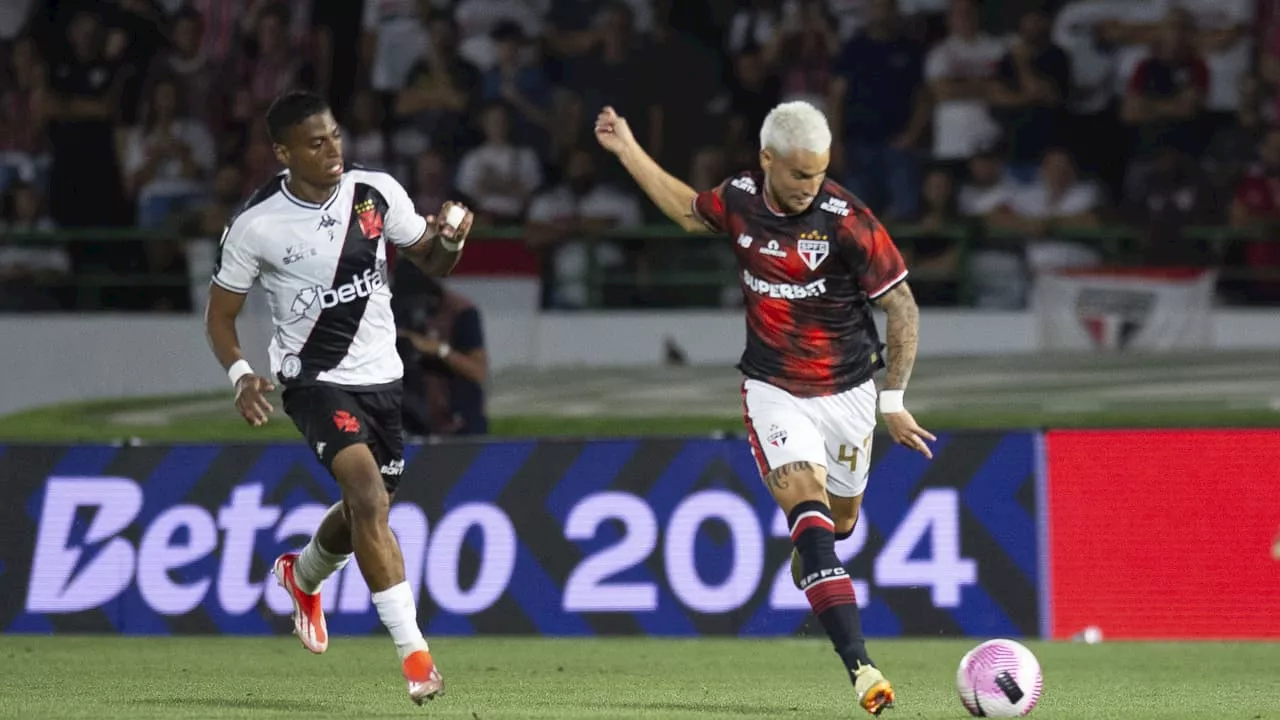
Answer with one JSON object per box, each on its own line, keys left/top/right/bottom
{"left": 741, "top": 377, "right": 877, "bottom": 498}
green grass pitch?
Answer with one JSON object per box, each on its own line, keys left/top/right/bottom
{"left": 0, "top": 393, "right": 1277, "bottom": 444}
{"left": 1, "top": 636, "right": 1277, "bottom": 719}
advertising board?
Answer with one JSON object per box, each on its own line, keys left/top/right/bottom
{"left": 1045, "top": 429, "right": 1280, "bottom": 639}
{"left": 0, "top": 434, "right": 1039, "bottom": 637}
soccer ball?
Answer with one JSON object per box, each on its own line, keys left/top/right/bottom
{"left": 955, "top": 639, "right": 1043, "bottom": 717}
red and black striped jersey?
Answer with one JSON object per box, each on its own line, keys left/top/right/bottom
{"left": 692, "top": 170, "right": 908, "bottom": 397}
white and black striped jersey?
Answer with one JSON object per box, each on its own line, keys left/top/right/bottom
{"left": 212, "top": 167, "right": 428, "bottom": 389}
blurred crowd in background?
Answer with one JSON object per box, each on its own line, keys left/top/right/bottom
{"left": 3, "top": 0, "right": 1280, "bottom": 312}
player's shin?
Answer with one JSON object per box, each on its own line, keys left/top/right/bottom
{"left": 788, "top": 500, "right": 874, "bottom": 674}
{"left": 371, "top": 578, "right": 429, "bottom": 660}
{"left": 293, "top": 503, "right": 352, "bottom": 594}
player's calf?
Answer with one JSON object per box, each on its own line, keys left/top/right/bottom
{"left": 787, "top": 499, "right": 881, "bottom": 701}
{"left": 294, "top": 502, "right": 354, "bottom": 594}
{"left": 791, "top": 524, "right": 856, "bottom": 590}
{"left": 332, "top": 446, "right": 401, "bottom": 586}
{"left": 330, "top": 444, "right": 433, "bottom": 701}
{"left": 793, "top": 492, "right": 861, "bottom": 589}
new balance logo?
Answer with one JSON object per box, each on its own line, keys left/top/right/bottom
{"left": 730, "top": 176, "right": 757, "bottom": 194}
{"left": 819, "top": 198, "right": 849, "bottom": 216}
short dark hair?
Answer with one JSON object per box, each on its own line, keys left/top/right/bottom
{"left": 265, "top": 91, "right": 330, "bottom": 145}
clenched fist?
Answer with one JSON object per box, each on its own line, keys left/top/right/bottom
{"left": 593, "top": 106, "right": 637, "bottom": 156}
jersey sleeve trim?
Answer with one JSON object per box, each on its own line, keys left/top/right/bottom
{"left": 211, "top": 276, "right": 251, "bottom": 294}
{"left": 868, "top": 269, "right": 909, "bottom": 300}
{"left": 689, "top": 195, "right": 718, "bottom": 231}
{"left": 392, "top": 213, "right": 430, "bottom": 249}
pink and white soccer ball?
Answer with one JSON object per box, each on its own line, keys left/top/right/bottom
{"left": 955, "top": 639, "right": 1043, "bottom": 717}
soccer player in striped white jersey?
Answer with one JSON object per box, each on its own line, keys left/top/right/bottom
{"left": 204, "top": 91, "right": 474, "bottom": 705}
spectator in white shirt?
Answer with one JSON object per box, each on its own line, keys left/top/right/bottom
{"left": 974, "top": 147, "right": 1103, "bottom": 307}
{"left": 1003, "top": 148, "right": 1104, "bottom": 273}
{"left": 361, "top": 0, "right": 437, "bottom": 107}
{"left": 924, "top": 0, "right": 1006, "bottom": 163}
{"left": 1051, "top": 0, "right": 1164, "bottom": 202}
{"left": 122, "top": 76, "right": 216, "bottom": 229}
{"left": 957, "top": 146, "right": 1018, "bottom": 218}
{"left": 525, "top": 147, "right": 642, "bottom": 308}
{"left": 1101, "top": 0, "right": 1253, "bottom": 122}
{"left": 1170, "top": 0, "right": 1252, "bottom": 120}
{"left": 455, "top": 102, "right": 544, "bottom": 224}
{"left": 956, "top": 146, "right": 1024, "bottom": 308}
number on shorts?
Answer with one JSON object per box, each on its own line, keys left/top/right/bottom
{"left": 836, "top": 434, "right": 872, "bottom": 473}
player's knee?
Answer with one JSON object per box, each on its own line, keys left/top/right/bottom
{"left": 331, "top": 445, "right": 390, "bottom": 523}
{"left": 834, "top": 519, "right": 856, "bottom": 540}
{"left": 833, "top": 508, "right": 859, "bottom": 539}
{"left": 345, "top": 483, "right": 389, "bottom": 523}
{"left": 828, "top": 493, "right": 861, "bottom": 539}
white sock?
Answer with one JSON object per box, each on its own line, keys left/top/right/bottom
{"left": 293, "top": 537, "right": 351, "bottom": 595}
{"left": 371, "top": 581, "right": 429, "bottom": 660}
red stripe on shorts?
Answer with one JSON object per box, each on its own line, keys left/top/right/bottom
{"left": 740, "top": 379, "right": 769, "bottom": 478}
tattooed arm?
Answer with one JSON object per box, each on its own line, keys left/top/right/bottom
{"left": 873, "top": 281, "right": 920, "bottom": 391}
{"left": 873, "top": 281, "right": 934, "bottom": 458}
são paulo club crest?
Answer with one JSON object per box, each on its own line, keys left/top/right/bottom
{"left": 797, "top": 230, "right": 829, "bottom": 271}
{"left": 767, "top": 424, "right": 788, "bottom": 447}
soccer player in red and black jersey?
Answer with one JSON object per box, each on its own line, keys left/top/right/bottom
{"left": 596, "top": 101, "right": 934, "bottom": 715}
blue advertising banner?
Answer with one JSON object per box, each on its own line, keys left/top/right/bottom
{"left": 0, "top": 433, "right": 1040, "bottom": 637}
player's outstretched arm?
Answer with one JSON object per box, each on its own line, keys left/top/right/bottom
{"left": 876, "top": 282, "right": 919, "bottom": 392}
{"left": 593, "top": 106, "right": 707, "bottom": 233}
{"left": 874, "top": 281, "right": 935, "bottom": 458}
{"left": 205, "top": 284, "right": 275, "bottom": 427}
{"left": 400, "top": 200, "right": 475, "bottom": 277}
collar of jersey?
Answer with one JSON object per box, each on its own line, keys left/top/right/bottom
{"left": 280, "top": 172, "right": 343, "bottom": 211}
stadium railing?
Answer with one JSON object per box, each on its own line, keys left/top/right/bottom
{"left": 0, "top": 222, "right": 1275, "bottom": 311}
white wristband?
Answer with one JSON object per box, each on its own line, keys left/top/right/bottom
{"left": 228, "top": 359, "right": 254, "bottom": 388}
{"left": 878, "top": 390, "right": 905, "bottom": 414}
{"left": 437, "top": 342, "right": 451, "bottom": 359}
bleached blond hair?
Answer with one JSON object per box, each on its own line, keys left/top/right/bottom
{"left": 759, "top": 101, "right": 832, "bottom": 157}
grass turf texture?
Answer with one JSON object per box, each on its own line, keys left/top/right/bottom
{"left": 1, "top": 636, "right": 1276, "bottom": 719}
{"left": 0, "top": 392, "right": 1277, "bottom": 443}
